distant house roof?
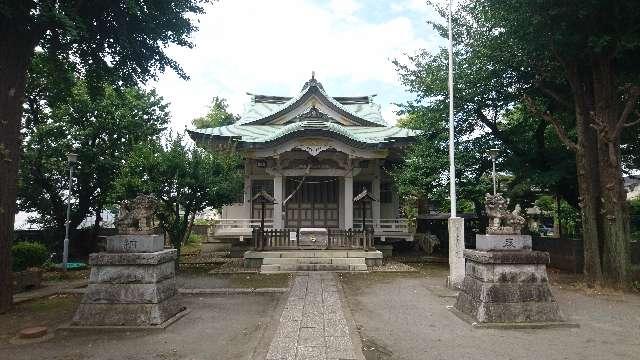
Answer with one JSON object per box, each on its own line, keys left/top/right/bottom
{"left": 188, "top": 74, "right": 420, "bottom": 148}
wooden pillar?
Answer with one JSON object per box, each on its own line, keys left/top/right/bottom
{"left": 243, "top": 159, "right": 252, "bottom": 219}
{"left": 372, "top": 162, "right": 381, "bottom": 229}
{"left": 344, "top": 175, "right": 353, "bottom": 229}
{"left": 273, "top": 175, "right": 283, "bottom": 229}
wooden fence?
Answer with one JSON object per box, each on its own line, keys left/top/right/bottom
{"left": 252, "top": 227, "right": 373, "bottom": 251}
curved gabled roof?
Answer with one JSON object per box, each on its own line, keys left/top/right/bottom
{"left": 188, "top": 120, "right": 420, "bottom": 148}
{"left": 237, "top": 76, "right": 387, "bottom": 127}
{"left": 188, "top": 75, "right": 420, "bottom": 149}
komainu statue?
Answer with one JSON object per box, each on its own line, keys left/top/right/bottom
{"left": 114, "top": 195, "right": 159, "bottom": 234}
{"left": 485, "top": 193, "right": 526, "bottom": 235}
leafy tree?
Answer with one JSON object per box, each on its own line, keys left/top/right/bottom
{"left": 113, "top": 135, "right": 243, "bottom": 268}
{"left": 19, "top": 53, "right": 170, "bottom": 233}
{"left": 399, "top": 0, "right": 640, "bottom": 288}
{"left": 192, "top": 96, "right": 239, "bottom": 129}
{"left": 469, "top": 0, "right": 640, "bottom": 288}
{"left": 1, "top": 0, "right": 208, "bottom": 313}
{"left": 393, "top": 111, "right": 493, "bottom": 216}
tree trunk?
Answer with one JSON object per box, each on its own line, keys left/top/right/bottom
{"left": 568, "top": 66, "right": 604, "bottom": 287}
{"left": 593, "top": 57, "right": 631, "bottom": 288}
{"left": 182, "top": 211, "right": 196, "bottom": 246}
{"left": 0, "top": 26, "right": 37, "bottom": 313}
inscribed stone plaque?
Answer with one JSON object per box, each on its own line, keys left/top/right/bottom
{"left": 475, "top": 234, "right": 532, "bottom": 251}
{"left": 106, "top": 235, "right": 164, "bottom": 253}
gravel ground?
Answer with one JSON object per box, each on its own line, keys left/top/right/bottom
{"left": 368, "top": 261, "right": 417, "bottom": 272}
{"left": 340, "top": 265, "right": 640, "bottom": 360}
{"left": 0, "top": 293, "right": 282, "bottom": 360}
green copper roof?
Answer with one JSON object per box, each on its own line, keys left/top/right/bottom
{"left": 188, "top": 121, "right": 419, "bottom": 146}
{"left": 237, "top": 76, "right": 387, "bottom": 126}
{"left": 189, "top": 75, "right": 420, "bottom": 148}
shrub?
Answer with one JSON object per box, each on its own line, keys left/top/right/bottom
{"left": 12, "top": 242, "right": 49, "bottom": 272}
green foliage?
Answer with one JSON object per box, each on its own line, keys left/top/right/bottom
{"left": 113, "top": 134, "right": 243, "bottom": 265}
{"left": 5, "top": 0, "right": 210, "bottom": 86}
{"left": 18, "top": 53, "right": 170, "bottom": 230}
{"left": 11, "top": 242, "right": 48, "bottom": 272}
{"left": 392, "top": 1, "right": 580, "bottom": 213}
{"left": 192, "top": 97, "right": 239, "bottom": 129}
{"left": 535, "top": 196, "right": 581, "bottom": 237}
{"left": 630, "top": 199, "right": 640, "bottom": 242}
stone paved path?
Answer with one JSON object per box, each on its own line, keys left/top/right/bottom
{"left": 266, "top": 272, "right": 358, "bottom": 360}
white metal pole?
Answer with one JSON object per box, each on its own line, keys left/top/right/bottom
{"left": 492, "top": 157, "right": 496, "bottom": 195}
{"left": 63, "top": 163, "right": 73, "bottom": 272}
{"left": 447, "top": 0, "right": 457, "bottom": 217}
{"left": 446, "top": 0, "right": 464, "bottom": 289}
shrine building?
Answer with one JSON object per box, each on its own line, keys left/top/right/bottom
{"left": 188, "top": 74, "right": 420, "bottom": 270}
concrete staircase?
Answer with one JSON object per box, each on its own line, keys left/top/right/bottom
{"left": 244, "top": 250, "right": 381, "bottom": 273}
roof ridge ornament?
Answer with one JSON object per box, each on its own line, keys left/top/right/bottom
{"left": 301, "top": 71, "right": 325, "bottom": 92}
{"left": 297, "top": 104, "right": 331, "bottom": 120}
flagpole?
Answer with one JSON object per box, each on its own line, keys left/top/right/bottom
{"left": 447, "top": 0, "right": 456, "bottom": 217}
{"left": 446, "top": 0, "right": 465, "bottom": 289}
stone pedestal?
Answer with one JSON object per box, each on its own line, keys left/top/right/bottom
{"left": 447, "top": 217, "right": 465, "bottom": 289}
{"left": 72, "top": 235, "right": 183, "bottom": 327}
{"left": 454, "top": 245, "right": 565, "bottom": 324}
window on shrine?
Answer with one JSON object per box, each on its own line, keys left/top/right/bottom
{"left": 380, "top": 183, "right": 393, "bottom": 203}
{"left": 251, "top": 180, "right": 274, "bottom": 197}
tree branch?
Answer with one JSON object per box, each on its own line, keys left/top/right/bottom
{"left": 623, "top": 111, "right": 640, "bottom": 128}
{"left": 536, "top": 81, "right": 572, "bottom": 109}
{"left": 615, "top": 86, "right": 640, "bottom": 137}
{"left": 523, "top": 95, "right": 579, "bottom": 152}
{"left": 473, "top": 108, "right": 517, "bottom": 150}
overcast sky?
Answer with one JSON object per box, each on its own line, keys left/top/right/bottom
{"left": 16, "top": 0, "right": 444, "bottom": 229}
{"left": 151, "top": 0, "right": 443, "bottom": 130}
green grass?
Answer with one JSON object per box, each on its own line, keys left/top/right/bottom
{"left": 181, "top": 234, "right": 203, "bottom": 255}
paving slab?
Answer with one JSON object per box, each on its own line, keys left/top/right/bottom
{"left": 266, "top": 272, "right": 363, "bottom": 360}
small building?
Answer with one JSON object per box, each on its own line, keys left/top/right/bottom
{"left": 188, "top": 75, "right": 419, "bottom": 268}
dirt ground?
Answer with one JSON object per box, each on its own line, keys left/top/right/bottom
{"left": 0, "top": 293, "right": 282, "bottom": 360}
{"left": 340, "top": 264, "right": 640, "bottom": 360}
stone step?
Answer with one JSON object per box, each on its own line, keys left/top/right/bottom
{"left": 262, "top": 257, "right": 366, "bottom": 266}
{"left": 260, "top": 264, "right": 280, "bottom": 272}
{"left": 259, "top": 263, "right": 368, "bottom": 273}
{"left": 249, "top": 250, "right": 382, "bottom": 259}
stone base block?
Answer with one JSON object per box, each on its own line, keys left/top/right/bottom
{"left": 89, "top": 261, "right": 175, "bottom": 284}
{"left": 454, "top": 249, "right": 565, "bottom": 324}
{"left": 72, "top": 296, "right": 183, "bottom": 326}
{"left": 90, "top": 249, "right": 177, "bottom": 266}
{"left": 82, "top": 278, "right": 177, "bottom": 304}
{"left": 455, "top": 292, "right": 563, "bottom": 323}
